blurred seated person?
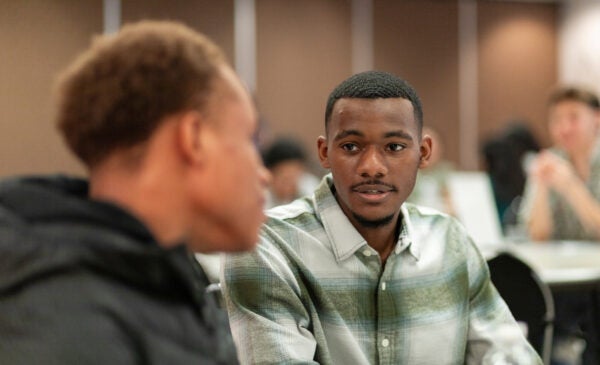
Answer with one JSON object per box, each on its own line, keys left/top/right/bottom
{"left": 482, "top": 121, "right": 540, "bottom": 232}
{"left": 261, "top": 137, "right": 319, "bottom": 208}
{"left": 407, "top": 126, "right": 455, "bottom": 214}
{"left": 520, "top": 87, "right": 600, "bottom": 241}
{"left": 520, "top": 86, "right": 600, "bottom": 365}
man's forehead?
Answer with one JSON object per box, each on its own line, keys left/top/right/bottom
{"left": 334, "top": 96, "right": 412, "bottom": 106}
{"left": 330, "top": 97, "right": 414, "bottom": 120}
{"left": 331, "top": 97, "right": 413, "bottom": 116}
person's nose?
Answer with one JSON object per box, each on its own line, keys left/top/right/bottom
{"left": 358, "top": 146, "right": 387, "bottom": 178}
{"left": 556, "top": 118, "right": 576, "bottom": 137}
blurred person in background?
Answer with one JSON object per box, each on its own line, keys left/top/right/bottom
{"left": 0, "top": 20, "right": 269, "bottom": 364}
{"left": 520, "top": 86, "right": 600, "bottom": 365}
{"left": 262, "top": 136, "right": 319, "bottom": 208}
{"left": 407, "top": 125, "right": 455, "bottom": 215}
{"left": 482, "top": 121, "right": 540, "bottom": 234}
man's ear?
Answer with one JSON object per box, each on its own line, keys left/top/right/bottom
{"left": 419, "top": 134, "right": 433, "bottom": 168}
{"left": 317, "top": 136, "right": 330, "bottom": 169}
{"left": 176, "top": 110, "right": 206, "bottom": 165}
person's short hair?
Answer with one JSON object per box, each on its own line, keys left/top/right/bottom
{"left": 548, "top": 86, "right": 600, "bottom": 111}
{"left": 324, "top": 70, "right": 423, "bottom": 133}
{"left": 55, "top": 20, "right": 227, "bottom": 167}
{"left": 261, "top": 137, "right": 307, "bottom": 170}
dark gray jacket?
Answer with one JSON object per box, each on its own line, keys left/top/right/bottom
{"left": 0, "top": 175, "right": 237, "bottom": 364}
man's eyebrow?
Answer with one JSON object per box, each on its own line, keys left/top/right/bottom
{"left": 384, "top": 130, "right": 413, "bottom": 141}
{"left": 333, "top": 129, "right": 364, "bottom": 141}
{"left": 333, "top": 129, "right": 414, "bottom": 142}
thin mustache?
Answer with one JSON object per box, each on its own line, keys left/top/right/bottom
{"left": 351, "top": 180, "right": 397, "bottom": 191}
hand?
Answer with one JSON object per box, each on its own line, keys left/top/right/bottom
{"left": 530, "top": 151, "right": 578, "bottom": 192}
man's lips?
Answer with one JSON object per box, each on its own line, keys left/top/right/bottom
{"left": 351, "top": 181, "right": 397, "bottom": 194}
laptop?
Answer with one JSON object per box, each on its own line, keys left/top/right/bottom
{"left": 446, "top": 171, "right": 505, "bottom": 252}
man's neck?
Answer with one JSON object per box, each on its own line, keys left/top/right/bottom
{"left": 89, "top": 157, "right": 186, "bottom": 249}
{"left": 356, "top": 214, "right": 402, "bottom": 263}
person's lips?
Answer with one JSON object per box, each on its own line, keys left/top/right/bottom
{"left": 351, "top": 181, "right": 396, "bottom": 202}
{"left": 354, "top": 184, "right": 394, "bottom": 194}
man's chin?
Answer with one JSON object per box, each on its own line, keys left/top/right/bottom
{"left": 351, "top": 212, "right": 395, "bottom": 229}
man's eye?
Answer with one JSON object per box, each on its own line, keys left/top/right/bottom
{"left": 341, "top": 143, "right": 358, "bottom": 152}
{"left": 388, "top": 143, "right": 405, "bottom": 152}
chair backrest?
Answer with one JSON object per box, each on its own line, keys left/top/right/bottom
{"left": 487, "top": 252, "right": 555, "bottom": 364}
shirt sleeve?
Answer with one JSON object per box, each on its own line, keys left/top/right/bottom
{"left": 221, "top": 229, "right": 321, "bottom": 365}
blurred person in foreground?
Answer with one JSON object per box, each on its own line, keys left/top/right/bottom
{"left": 0, "top": 21, "right": 269, "bottom": 364}
{"left": 261, "top": 136, "right": 320, "bottom": 209}
{"left": 520, "top": 86, "right": 600, "bottom": 365}
{"left": 222, "top": 71, "right": 540, "bottom": 364}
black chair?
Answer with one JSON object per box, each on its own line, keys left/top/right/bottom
{"left": 487, "top": 252, "right": 555, "bottom": 364}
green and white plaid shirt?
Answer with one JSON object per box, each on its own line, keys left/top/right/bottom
{"left": 223, "top": 174, "right": 540, "bottom": 365}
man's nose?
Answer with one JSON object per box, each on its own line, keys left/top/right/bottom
{"left": 358, "top": 147, "right": 387, "bottom": 178}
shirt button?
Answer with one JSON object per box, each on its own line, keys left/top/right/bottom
{"left": 362, "top": 249, "right": 372, "bottom": 257}
{"left": 381, "top": 282, "right": 387, "bottom": 291}
{"left": 382, "top": 338, "right": 390, "bottom": 347}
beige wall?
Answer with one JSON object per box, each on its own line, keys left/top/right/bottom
{"left": 478, "top": 2, "right": 557, "bottom": 151}
{"left": 374, "top": 0, "right": 460, "bottom": 164}
{"left": 0, "top": 0, "right": 558, "bottom": 177}
{"left": 121, "top": 0, "right": 234, "bottom": 62}
{"left": 255, "top": 0, "right": 352, "bottom": 165}
{"left": 0, "top": 0, "right": 103, "bottom": 177}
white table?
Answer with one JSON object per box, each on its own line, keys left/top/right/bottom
{"left": 488, "top": 241, "right": 600, "bottom": 290}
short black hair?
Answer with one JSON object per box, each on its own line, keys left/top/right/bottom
{"left": 324, "top": 71, "right": 423, "bottom": 132}
{"left": 261, "top": 137, "right": 307, "bottom": 169}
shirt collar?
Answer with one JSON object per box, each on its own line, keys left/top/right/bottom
{"left": 314, "top": 174, "right": 420, "bottom": 262}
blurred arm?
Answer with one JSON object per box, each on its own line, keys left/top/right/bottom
{"left": 532, "top": 152, "right": 600, "bottom": 239}
{"left": 525, "top": 182, "right": 553, "bottom": 241}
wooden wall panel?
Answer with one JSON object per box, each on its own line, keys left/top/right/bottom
{"left": 374, "top": 0, "right": 460, "bottom": 165}
{"left": 255, "top": 0, "right": 352, "bottom": 167}
{"left": 0, "top": 1, "right": 560, "bottom": 177}
{"left": 478, "top": 2, "right": 557, "bottom": 150}
{"left": 0, "top": 0, "right": 103, "bottom": 177}
{"left": 121, "top": 0, "right": 234, "bottom": 63}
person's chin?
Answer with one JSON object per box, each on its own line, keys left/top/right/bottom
{"left": 351, "top": 207, "right": 396, "bottom": 225}
{"left": 352, "top": 201, "right": 395, "bottom": 216}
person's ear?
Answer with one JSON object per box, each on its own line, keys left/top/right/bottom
{"left": 176, "top": 110, "right": 207, "bottom": 165}
{"left": 419, "top": 134, "right": 433, "bottom": 168}
{"left": 593, "top": 109, "right": 600, "bottom": 131}
{"left": 317, "top": 136, "right": 330, "bottom": 169}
